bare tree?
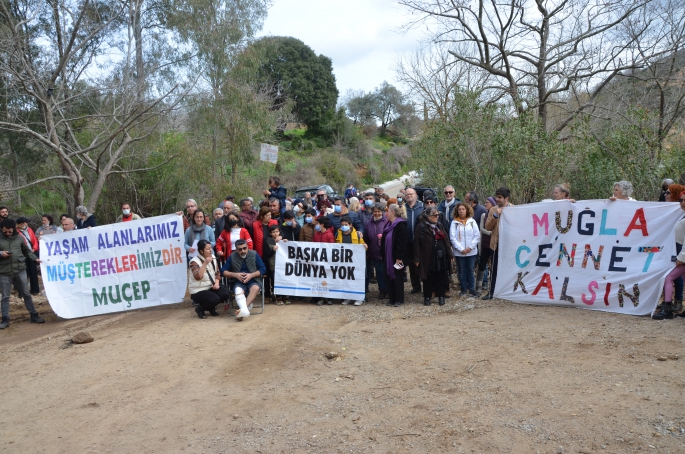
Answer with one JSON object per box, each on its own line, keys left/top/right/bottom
{"left": 394, "top": 42, "right": 493, "bottom": 119}
{"left": 0, "top": 0, "right": 191, "bottom": 212}
{"left": 399, "top": 0, "right": 685, "bottom": 132}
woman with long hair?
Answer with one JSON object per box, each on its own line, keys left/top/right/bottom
{"left": 449, "top": 202, "right": 481, "bottom": 297}
{"left": 381, "top": 204, "right": 408, "bottom": 307}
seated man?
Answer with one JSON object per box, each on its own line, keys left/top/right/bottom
{"left": 220, "top": 239, "right": 266, "bottom": 320}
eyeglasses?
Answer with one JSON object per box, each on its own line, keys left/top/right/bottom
{"left": 425, "top": 201, "right": 435, "bottom": 204}
{"left": 679, "top": 199, "right": 685, "bottom": 202}
{"left": 237, "top": 247, "right": 248, "bottom": 251}
{"left": 666, "top": 191, "right": 671, "bottom": 195}
{"left": 429, "top": 213, "right": 439, "bottom": 217}
{"left": 444, "top": 191, "right": 454, "bottom": 194}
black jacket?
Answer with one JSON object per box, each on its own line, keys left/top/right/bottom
{"left": 381, "top": 220, "right": 408, "bottom": 264}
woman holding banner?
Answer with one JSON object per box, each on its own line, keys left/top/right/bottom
{"left": 184, "top": 210, "right": 215, "bottom": 254}
{"left": 382, "top": 204, "right": 408, "bottom": 307}
{"left": 415, "top": 206, "right": 454, "bottom": 306}
{"left": 188, "top": 239, "right": 229, "bottom": 318}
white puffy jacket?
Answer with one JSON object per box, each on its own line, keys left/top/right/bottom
{"left": 450, "top": 218, "right": 481, "bottom": 257}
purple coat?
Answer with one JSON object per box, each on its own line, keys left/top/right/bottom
{"left": 364, "top": 215, "right": 388, "bottom": 261}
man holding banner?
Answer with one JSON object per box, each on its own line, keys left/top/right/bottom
{"left": 482, "top": 187, "right": 514, "bottom": 301}
{"left": 1, "top": 219, "right": 45, "bottom": 328}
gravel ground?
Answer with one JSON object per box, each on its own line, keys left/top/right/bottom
{"left": 1, "top": 279, "right": 684, "bottom": 453}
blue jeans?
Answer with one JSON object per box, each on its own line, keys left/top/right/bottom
{"left": 365, "top": 259, "right": 386, "bottom": 292}
{"left": 456, "top": 255, "right": 477, "bottom": 291}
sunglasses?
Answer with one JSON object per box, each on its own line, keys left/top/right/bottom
{"left": 429, "top": 213, "right": 439, "bottom": 217}
{"left": 237, "top": 247, "right": 248, "bottom": 251}
{"left": 666, "top": 191, "right": 671, "bottom": 195}
{"left": 680, "top": 199, "right": 685, "bottom": 202}
{"left": 425, "top": 201, "right": 435, "bottom": 204}
{"left": 444, "top": 191, "right": 454, "bottom": 194}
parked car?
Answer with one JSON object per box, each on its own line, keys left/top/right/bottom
{"left": 294, "top": 185, "right": 339, "bottom": 200}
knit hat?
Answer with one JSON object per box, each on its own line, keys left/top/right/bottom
{"left": 487, "top": 196, "right": 497, "bottom": 207}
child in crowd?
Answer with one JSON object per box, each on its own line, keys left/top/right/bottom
{"left": 335, "top": 216, "right": 367, "bottom": 306}
{"left": 313, "top": 217, "right": 334, "bottom": 305}
{"left": 264, "top": 224, "right": 287, "bottom": 304}
{"left": 263, "top": 176, "right": 287, "bottom": 216}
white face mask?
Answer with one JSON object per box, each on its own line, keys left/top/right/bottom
{"left": 294, "top": 206, "right": 301, "bottom": 213}
{"left": 122, "top": 209, "right": 131, "bottom": 216}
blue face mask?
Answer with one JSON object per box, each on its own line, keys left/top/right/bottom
{"left": 364, "top": 199, "right": 373, "bottom": 207}
{"left": 341, "top": 225, "right": 350, "bottom": 233}
{"left": 305, "top": 217, "right": 313, "bottom": 224}
{"left": 334, "top": 205, "right": 342, "bottom": 213}
{"left": 286, "top": 221, "right": 293, "bottom": 226}
{"left": 315, "top": 224, "right": 322, "bottom": 232}
{"left": 398, "top": 197, "right": 403, "bottom": 203}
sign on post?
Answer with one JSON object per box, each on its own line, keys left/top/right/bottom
{"left": 495, "top": 200, "right": 682, "bottom": 315}
{"left": 260, "top": 143, "right": 278, "bottom": 164}
{"left": 39, "top": 214, "right": 188, "bottom": 319}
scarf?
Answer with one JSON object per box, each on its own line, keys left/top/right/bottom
{"left": 18, "top": 227, "right": 31, "bottom": 246}
{"left": 383, "top": 217, "right": 403, "bottom": 280}
{"left": 192, "top": 223, "right": 207, "bottom": 241}
{"left": 428, "top": 221, "right": 446, "bottom": 240}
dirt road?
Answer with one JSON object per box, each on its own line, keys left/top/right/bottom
{"left": 1, "top": 287, "right": 684, "bottom": 453}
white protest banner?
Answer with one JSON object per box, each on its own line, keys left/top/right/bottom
{"left": 260, "top": 143, "right": 278, "bottom": 163}
{"left": 274, "top": 241, "right": 366, "bottom": 300}
{"left": 495, "top": 200, "right": 682, "bottom": 315}
{"left": 39, "top": 214, "right": 187, "bottom": 319}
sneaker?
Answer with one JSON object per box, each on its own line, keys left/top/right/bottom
{"left": 195, "top": 306, "right": 207, "bottom": 319}
{"left": 393, "top": 302, "right": 404, "bottom": 307}
{"left": 385, "top": 301, "right": 395, "bottom": 306}
{"left": 325, "top": 299, "right": 333, "bottom": 305}
{"left": 378, "top": 290, "right": 388, "bottom": 299}
{"left": 341, "top": 299, "right": 351, "bottom": 305}
{"left": 275, "top": 297, "right": 284, "bottom": 305}
{"left": 354, "top": 299, "right": 365, "bottom": 306}
{"left": 459, "top": 290, "right": 468, "bottom": 297}
{"left": 283, "top": 298, "right": 291, "bottom": 305}
{"left": 30, "top": 313, "right": 45, "bottom": 324}
{"left": 469, "top": 290, "right": 479, "bottom": 297}
{"left": 482, "top": 294, "right": 493, "bottom": 300}
{"left": 0, "top": 318, "right": 8, "bottom": 329}
{"left": 317, "top": 299, "right": 324, "bottom": 306}
{"left": 410, "top": 287, "right": 421, "bottom": 294}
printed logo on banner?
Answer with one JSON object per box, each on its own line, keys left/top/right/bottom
{"left": 495, "top": 200, "right": 682, "bottom": 315}
{"left": 273, "top": 241, "right": 366, "bottom": 300}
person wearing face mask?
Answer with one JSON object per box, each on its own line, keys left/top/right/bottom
{"left": 359, "top": 190, "right": 377, "bottom": 226}
{"left": 335, "top": 216, "right": 367, "bottom": 305}
{"left": 299, "top": 208, "right": 318, "bottom": 242}
{"left": 313, "top": 216, "right": 334, "bottom": 305}
{"left": 292, "top": 199, "right": 306, "bottom": 227}
{"left": 396, "top": 193, "right": 405, "bottom": 207}
{"left": 216, "top": 212, "right": 252, "bottom": 258}
{"left": 363, "top": 203, "right": 388, "bottom": 300}
{"left": 403, "top": 188, "right": 424, "bottom": 294}
{"left": 279, "top": 210, "right": 301, "bottom": 242}
{"left": 327, "top": 197, "right": 363, "bottom": 238}
{"left": 116, "top": 202, "right": 141, "bottom": 223}
{"left": 75, "top": 205, "right": 96, "bottom": 229}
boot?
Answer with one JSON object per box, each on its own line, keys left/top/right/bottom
{"left": 476, "top": 270, "right": 484, "bottom": 292}
{"left": 652, "top": 302, "right": 674, "bottom": 320}
{"left": 30, "top": 313, "right": 45, "bottom": 323}
{"left": 195, "top": 306, "right": 206, "bottom": 319}
{"left": 378, "top": 290, "right": 388, "bottom": 299}
{"left": 424, "top": 298, "right": 431, "bottom": 306}
{"left": 438, "top": 297, "right": 445, "bottom": 306}
{"left": 0, "top": 317, "right": 8, "bottom": 329}
{"left": 673, "top": 299, "right": 683, "bottom": 313}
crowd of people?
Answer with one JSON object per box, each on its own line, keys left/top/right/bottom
{"left": 1, "top": 176, "right": 683, "bottom": 326}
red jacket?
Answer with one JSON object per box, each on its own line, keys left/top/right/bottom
{"left": 19, "top": 227, "right": 39, "bottom": 253}
{"left": 216, "top": 228, "right": 253, "bottom": 256}
{"left": 252, "top": 220, "right": 278, "bottom": 257}
{"left": 314, "top": 229, "right": 334, "bottom": 243}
